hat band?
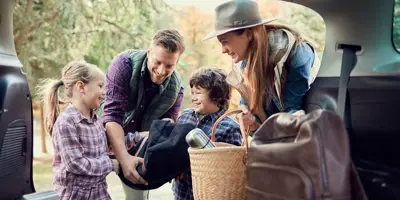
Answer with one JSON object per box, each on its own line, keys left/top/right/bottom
{"left": 215, "top": 18, "right": 263, "bottom": 30}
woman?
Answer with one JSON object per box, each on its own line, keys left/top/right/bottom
{"left": 203, "top": 0, "right": 318, "bottom": 132}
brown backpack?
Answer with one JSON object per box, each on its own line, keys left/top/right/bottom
{"left": 245, "top": 109, "right": 367, "bottom": 200}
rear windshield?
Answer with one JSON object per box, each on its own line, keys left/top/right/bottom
{"left": 393, "top": 0, "right": 400, "bottom": 50}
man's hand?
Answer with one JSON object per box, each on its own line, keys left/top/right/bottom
{"left": 105, "top": 122, "right": 148, "bottom": 185}
{"left": 120, "top": 154, "right": 148, "bottom": 185}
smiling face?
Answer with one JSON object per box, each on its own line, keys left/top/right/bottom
{"left": 190, "top": 86, "right": 219, "bottom": 115}
{"left": 80, "top": 75, "right": 105, "bottom": 110}
{"left": 217, "top": 29, "right": 252, "bottom": 64}
{"left": 147, "top": 45, "right": 180, "bottom": 84}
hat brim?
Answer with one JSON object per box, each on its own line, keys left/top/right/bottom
{"left": 202, "top": 18, "right": 277, "bottom": 41}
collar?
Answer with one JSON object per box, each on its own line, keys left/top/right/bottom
{"left": 189, "top": 108, "right": 226, "bottom": 123}
{"left": 65, "top": 104, "right": 97, "bottom": 124}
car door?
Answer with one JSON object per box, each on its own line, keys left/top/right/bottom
{"left": 0, "top": 0, "right": 35, "bottom": 199}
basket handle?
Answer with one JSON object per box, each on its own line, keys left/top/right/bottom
{"left": 211, "top": 109, "right": 250, "bottom": 156}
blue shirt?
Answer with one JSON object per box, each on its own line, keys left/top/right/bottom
{"left": 172, "top": 108, "right": 242, "bottom": 200}
{"left": 240, "top": 41, "right": 315, "bottom": 117}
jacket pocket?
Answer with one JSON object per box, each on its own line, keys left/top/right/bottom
{"left": 246, "top": 162, "right": 314, "bottom": 200}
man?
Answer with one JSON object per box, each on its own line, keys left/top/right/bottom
{"left": 103, "top": 29, "right": 185, "bottom": 199}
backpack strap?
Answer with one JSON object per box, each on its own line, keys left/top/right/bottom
{"left": 274, "top": 29, "right": 296, "bottom": 103}
{"left": 308, "top": 44, "right": 321, "bottom": 87}
{"left": 273, "top": 29, "right": 321, "bottom": 105}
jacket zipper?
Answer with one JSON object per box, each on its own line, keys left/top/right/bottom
{"left": 315, "top": 126, "right": 330, "bottom": 197}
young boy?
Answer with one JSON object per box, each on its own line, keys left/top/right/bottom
{"left": 172, "top": 68, "right": 243, "bottom": 200}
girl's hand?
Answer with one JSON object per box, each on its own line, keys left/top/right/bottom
{"left": 139, "top": 131, "right": 149, "bottom": 139}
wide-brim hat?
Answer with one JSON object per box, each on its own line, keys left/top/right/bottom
{"left": 203, "top": 0, "right": 276, "bottom": 41}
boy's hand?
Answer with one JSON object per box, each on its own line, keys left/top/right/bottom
{"left": 162, "top": 118, "right": 175, "bottom": 123}
{"left": 175, "top": 172, "right": 184, "bottom": 181}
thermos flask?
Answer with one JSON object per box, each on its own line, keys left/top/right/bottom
{"left": 186, "top": 128, "right": 216, "bottom": 149}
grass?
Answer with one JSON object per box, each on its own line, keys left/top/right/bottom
{"left": 32, "top": 159, "right": 54, "bottom": 193}
{"left": 32, "top": 157, "right": 125, "bottom": 199}
{"left": 32, "top": 159, "right": 173, "bottom": 199}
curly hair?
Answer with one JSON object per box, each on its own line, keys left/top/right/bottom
{"left": 189, "top": 68, "right": 231, "bottom": 110}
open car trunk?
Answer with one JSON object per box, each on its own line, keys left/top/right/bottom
{"left": 297, "top": 0, "right": 400, "bottom": 199}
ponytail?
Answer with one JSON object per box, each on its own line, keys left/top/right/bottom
{"left": 37, "top": 79, "right": 65, "bottom": 135}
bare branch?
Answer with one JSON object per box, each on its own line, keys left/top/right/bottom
{"left": 27, "top": 8, "right": 60, "bottom": 35}
{"left": 14, "top": 7, "right": 60, "bottom": 51}
{"left": 84, "top": 14, "right": 142, "bottom": 39}
{"left": 69, "top": 29, "right": 104, "bottom": 35}
{"left": 26, "top": 0, "right": 33, "bottom": 15}
{"left": 101, "top": 18, "right": 137, "bottom": 38}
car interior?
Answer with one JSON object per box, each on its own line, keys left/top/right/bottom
{"left": 1, "top": 0, "right": 400, "bottom": 199}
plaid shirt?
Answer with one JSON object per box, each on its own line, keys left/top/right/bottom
{"left": 52, "top": 105, "right": 113, "bottom": 200}
{"left": 172, "top": 108, "right": 242, "bottom": 200}
{"left": 102, "top": 52, "right": 184, "bottom": 126}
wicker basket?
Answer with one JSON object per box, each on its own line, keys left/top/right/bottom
{"left": 188, "top": 109, "right": 249, "bottom": 200}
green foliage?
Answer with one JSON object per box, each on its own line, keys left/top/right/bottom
{"left": 13, "top": 0, "right": 327, "bottom": 106}
{"left": 13, "top": 0, "right": 164, "bottom": 97}
{"left": 394, "top": 0, "right": 400, "bottom": 50}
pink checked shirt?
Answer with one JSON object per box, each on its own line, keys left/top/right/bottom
{"left": 52, "top": 105, "right": 113, "bottom": 199}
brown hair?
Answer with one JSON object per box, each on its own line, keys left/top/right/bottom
{"left": 233, "top": 24, "right": 303, "bottom": 113}
{"left": 189, "top": 68, "right": 231, "bottom": 110}
{"left": 37, "top": 60, "right": 104, "bottom": 135}
{"left": 151, "top": 29, "right": 185, "bottom": 54}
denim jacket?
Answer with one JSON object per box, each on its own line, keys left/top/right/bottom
{"left": 240, "top": 32, "right": 315, "bottom": 118}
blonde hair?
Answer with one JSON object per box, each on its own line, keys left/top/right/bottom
{"left": 242, "top": 24, "right": 303, "bottom": 113}
{"left": 37, "top": 60, "right": 104, "bottom": 135}
{"left": 151, "top": 29, "right": 185, "bottom": 54}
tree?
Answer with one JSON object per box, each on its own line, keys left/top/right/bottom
{"left": 13, "top": 0, "right": 165, "bottom": 98}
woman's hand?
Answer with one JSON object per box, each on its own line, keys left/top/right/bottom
{"left": 236, "top": 105, "right": 258, "bottom": 131}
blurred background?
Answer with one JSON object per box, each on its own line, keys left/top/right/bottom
{"left": 14, "top": 0, "right": 327, "bottom": 199}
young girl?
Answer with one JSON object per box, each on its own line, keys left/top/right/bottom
{"left": 38, "top": 60, "right": 114, "bottom": 200}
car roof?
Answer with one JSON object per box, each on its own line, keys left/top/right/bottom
{"left": 289, "top": 0, "right": 400, "bottom": 76}
{"left": 2, "top": 0, "right": 399, "bottom": 74}
{"left": 0, "top": 0, "right": 22, "bottom": 67}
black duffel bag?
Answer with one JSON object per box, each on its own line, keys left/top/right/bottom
{"left": 117, "top": 120, "right": 195, "bottom": 190}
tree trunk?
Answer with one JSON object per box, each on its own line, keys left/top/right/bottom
{"left": 40, "top": 103, "right": 47, "bottom": 154}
